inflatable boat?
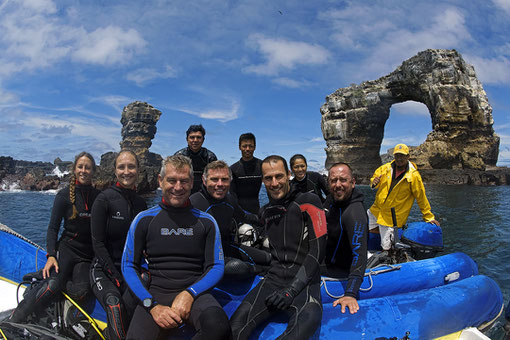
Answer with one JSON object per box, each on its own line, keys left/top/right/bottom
{"left": 0, "top": 223, "right": 504, "bottom": 339}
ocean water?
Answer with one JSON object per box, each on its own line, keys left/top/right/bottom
{"left": 1, "top": 185, "right": 509, "bottom": 337}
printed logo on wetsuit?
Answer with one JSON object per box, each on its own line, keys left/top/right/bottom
{"left": 160, "top": 227, "right": 194, "bottom": 236}
{"left": 78, "top": 212, "right": 91, "bottom": 218}
{"left": 112, "top": 211, "right": 124, "bottom": 220}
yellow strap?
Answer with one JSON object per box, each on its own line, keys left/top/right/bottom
{"left": 61, "top": 292, "right": 106, "bottom": 340}
{"left": 0, "top": 327, "right": 7, "bottom": 340}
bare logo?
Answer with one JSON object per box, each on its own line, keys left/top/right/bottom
{"left": 161, "top": 228, "right": 194, "bottom": 236}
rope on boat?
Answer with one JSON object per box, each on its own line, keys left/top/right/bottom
{"left": 0, "top": 223, "right": 44, "bottom": 249}
{"left": 321, "top": 264, "right": 401, "bottom": 299}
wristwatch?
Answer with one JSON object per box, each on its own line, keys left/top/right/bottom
{"left": 143, "top": 298, "right": 157, "bottom": 312}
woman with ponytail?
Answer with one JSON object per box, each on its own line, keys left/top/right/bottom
{"left": 90, "top": 150, "right": 147, "bottom": 340}
{"left": 10, "top": 152, "right": 100, "bottom": 322}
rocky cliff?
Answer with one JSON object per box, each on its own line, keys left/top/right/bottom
{"left": 321, "top": 49, "right": 500, "bottom": 174}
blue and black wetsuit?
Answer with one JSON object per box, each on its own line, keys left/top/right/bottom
{"left": 291, "top": 171, "right": 329, "bottom": 202}
{"left": 230, "top": 190, "right": 327, "bottom": 340}
{"left": 190, "top": 186, "right": 270, "bottom": 275}
{"left": 229, "top": 157, "right": 263, "bottom": 214}
{"left": 10, "top": 184, "right": 100, "bottom": 322}
{"left": 90, "top": 184, "right": 147, "bottom": 340}
{"left": 174, "top": 147, "right": 217, "bottom": 193}
{"left": 322, "top": 187, "right": 368, "bottom": 298}
{"left": 121, "top": 200, "right": 230, "bottom": 339}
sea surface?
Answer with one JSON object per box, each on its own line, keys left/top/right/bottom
{"left": 1, "top": 185, "right": 509, "bottom": 338}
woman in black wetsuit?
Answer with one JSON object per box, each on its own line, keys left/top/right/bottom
{"left": 90, "top": 150, "right": 147, "bottom": 340}
{"left": 10, "top": 152, "right": 100, "bottom": 322}
{"left": 289, "top": 154, "right": 329, "bottom": 202}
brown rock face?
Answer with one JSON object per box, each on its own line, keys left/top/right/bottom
{"left": 96, "top": 101, "right": 163, "bottom": 193}
{"left": 321, "top": 49, "right": 500, "bottom": 173}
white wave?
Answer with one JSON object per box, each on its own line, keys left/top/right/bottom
{"left": 0, "top": 180, "right": 22, "bottom": 192}
{"left": 49, "top": 166, "right": 69, "bottom": 178}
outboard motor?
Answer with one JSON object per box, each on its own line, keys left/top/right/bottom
{"left": 401, "top": 222, "right": 443, "bottom": 260}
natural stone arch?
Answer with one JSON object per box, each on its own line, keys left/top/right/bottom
{"left": 321, "top": 49, "right": 500, "bottom": 173}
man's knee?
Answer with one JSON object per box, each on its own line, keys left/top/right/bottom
{"left": 196, "top": 306, "right": 231, "bottom": 340}
{"left": 104, "top": 293, "right": 127, "bottom": 340}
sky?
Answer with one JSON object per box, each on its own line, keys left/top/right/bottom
{"left": 1, "top": 0, "right": 510, "bottom": 171}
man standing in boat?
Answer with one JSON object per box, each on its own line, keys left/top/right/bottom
{"left": 369, "top": 143, "right": 439, "bottom": 251}
{"left": 322, "top": 163, "right": 368, "bottom": 314}
{"left": 230, "top": 155, "right": 327, "bottom": 340}
{"left": 229, "top": 133, "right": 263, "bottom": 214}
{"left": 121, "top": 155, "right": 231, "bottom": 339}
{"left": 174, "top": 124, "right": 217, "bottom": 194}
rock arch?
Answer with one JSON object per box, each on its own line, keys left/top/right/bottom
{"left": 321, "top": 49, "right": 499, "bottom": 173}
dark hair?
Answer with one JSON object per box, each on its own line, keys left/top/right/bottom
{"left": 239, "top": 133, "right": 256, "bottom": 146}
{"left": 328, "top": 162, "right": 354, "bottom": 178}
{"left": 290, "top": 154, "right": 307, "bottom": 168}
{"left": 114, "top": 149, "right": 140, "bottom": 169}
{"left": 262, "top": 155, "right": 289, "bottom": 174}
{"left": 186, "top": 124, "right": 206, "bottom": 138}
{"left": 70, "top": 151, "right": 96, "bottom": 220}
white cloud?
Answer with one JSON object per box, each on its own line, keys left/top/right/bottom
{"left": 465, "top": 55, "right": 510, "bottom": 85}
{"left": 72, "top": 26, "right": 146, "bottom": 65}
{"left": 126, "top": 66, "right": 177, "bottom": 86}
{"left": 0, "top": 87, "right": 19, "bottom": 104}
{"left": 272, "top": 77, "right": 311, "bottom": 88}
{"left": 90, "top": 95, "right": 132, "bottom": 115}
{"left": 310, "top": 137, "right": 324, "bottom": 142}
{"left": 244, "top": 34, "right": 331, "bottom": 76}
{"left": 493, "top": 0, "right": 510, "bottom": 15}
{"left": 391, "top": 101, "right": 430, "bottom": 116}
{"left": 176, "top": 99, "right": 240, "bottom": 123}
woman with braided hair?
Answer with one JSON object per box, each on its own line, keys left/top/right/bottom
{"left": 10, "top": 152, "right": 101, "bottom": 322}
{"left": 90, "top": 150, "right": 147, "bottom": 340}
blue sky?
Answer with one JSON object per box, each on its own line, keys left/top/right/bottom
{"left": 1, "top": 0, "right": 509, "bottom": 170}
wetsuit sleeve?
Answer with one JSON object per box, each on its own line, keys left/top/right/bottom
{"left": 288, "top": 194, "right": 327, "bottom": 295}
{"left": 46, "top": 192, "right": 68, "bottom": 257}
{"left": 91, "top": 193, "right": 123, "bottom": 284}
{"left": 186, "top": 211, "right": 224, "bottom": 297}
{"left": 411, "top": 172, "right": 435, "bottom": 222}
{"left": 341, "top": 202, "right": 368, "bottom": 298}
{"left": 208, "top": 151, "right": 218, "bottom": 163}
{"left": 231, "top": 193, "right": 260, "bottom": 227}
{"left": 121, "top": 212, "right": 153, "bottom": 305}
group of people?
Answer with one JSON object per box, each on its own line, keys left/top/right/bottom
{"left": 10, "top": 124, "right": 439, "bottom": 340}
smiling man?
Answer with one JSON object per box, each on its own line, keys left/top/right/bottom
{"left": 175, "top": 124, "right": 217, "bottom": 194}
{"left": 230, "top": 155, "right": 327, "bottom": 340}
{"left": 121, "top": 155, "right": 230, "bottom": 340}
{"left": 322, "top": 163, "right": 368, "bottom": 315}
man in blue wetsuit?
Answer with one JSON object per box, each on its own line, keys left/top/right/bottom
{"left": 121, "top": 155, "right": 230, "bottom": 340}
{"left": 230, "top": 155, "right": 327, "bottom": 340}
{"left": 174, "top": 124, "right": 217, "bottom": 194}
{"left": 322, "top": 163, "right": 368, "bottom": 314}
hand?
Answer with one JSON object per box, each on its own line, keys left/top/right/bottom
{"left": 43, "top": 256, "right": 59, "bottom": 279}
{"left": 371, "top": 175, "right": 381, "bottom": 188}
{"left": 171, "top": 290, "right": 194, "bottom": 321}
{"left": 429, "top": 219, "right": 440, "bottom": 226}
{"left": 150, "top": 304, "right": 183, "bottom": 329}
{"left": 333, "top": 296, "right": 360, "bottom": 314}
{"left": 265, "top": 288, "right": 296, "bottom": 310}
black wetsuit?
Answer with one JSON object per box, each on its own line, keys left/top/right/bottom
{"left": 230, "top": 190, "right": 327, "bottom": 340}
{"left": 174, "top": 147, "right": 217, "bottom": 193}
{"left": 291, "top": 171, "right": 329, "bottom": 202}
{"left": 229, "top": 157, "right": 263, "bottom": 214}
{"left": 10, "top": 184, "right": 100, "bottom": 322}
{"left": 190, "top": 186, "right": 270, "bottom": 274}
{"left": 121, "top": 201, "right": 230, "bottom": 339}
{"left": 90, "top": 184, "right": 147, "bottom": 340}
{"left": 322, "top": 187, "right": 368, "bottom": 298}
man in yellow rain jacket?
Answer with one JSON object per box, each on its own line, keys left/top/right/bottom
{"left": 368, "top": 143, "right": 439, "bottom": 251}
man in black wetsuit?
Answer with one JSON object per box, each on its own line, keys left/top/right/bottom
{"left": 121, "top": 155, "right": 230, "bottom": 340}
{"left": 230, "top": 155, "right": 327, "bottom": 340}
{"left": 174, "top": 124, "right": 217, "bottom": 194}
{"left": 190, "top": 160, "right": 270, "bottom": 276}
{"left": 229, "top": 133, "right": 263, "bottom": 214}
{"left": 323, "top": 163, "right": 368, "bottom": 314}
